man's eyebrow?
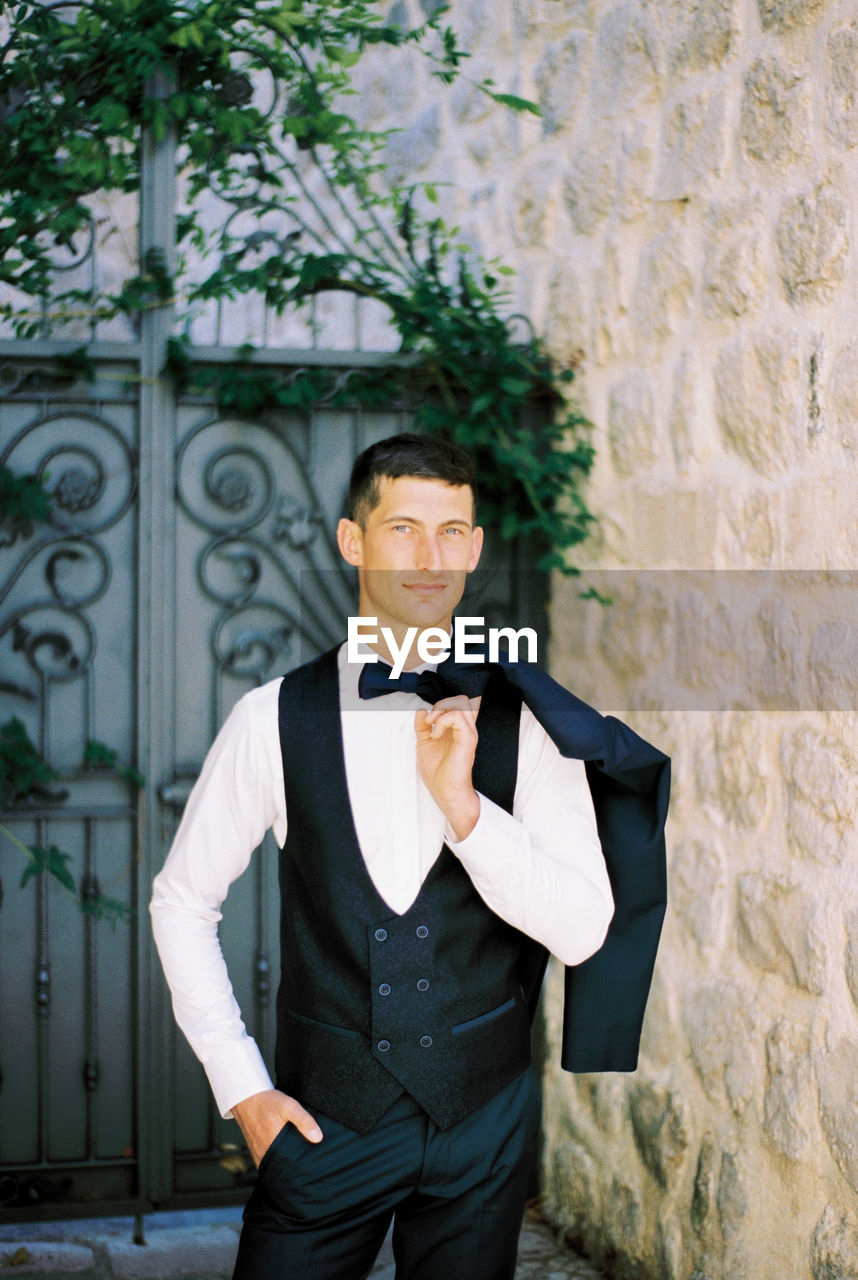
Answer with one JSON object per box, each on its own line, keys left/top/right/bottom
{"left": 381, "top": 514, "right": 472, "bottom": 527}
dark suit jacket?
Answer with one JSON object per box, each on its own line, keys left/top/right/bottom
{"left": 441, "top": 653, "right": 670, "bottom": 1074}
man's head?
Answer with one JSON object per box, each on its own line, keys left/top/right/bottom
{"left": 337, "top": 433, "right": 483, "bottom": 645}
{"left": 345, "top": 433, "right": 477, "bottom": 530}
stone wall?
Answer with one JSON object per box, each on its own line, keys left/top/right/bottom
{"left": 355, "top": 1, "right": 858, "bottom": 1276}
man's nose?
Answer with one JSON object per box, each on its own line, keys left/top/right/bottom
{"left": 415, "top": 536, "right": 443, "bottom": 571}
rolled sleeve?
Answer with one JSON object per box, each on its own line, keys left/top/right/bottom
{"left": 150, "top": 680, "right": 284, "bottom": 1116}
{"left": 446, "top": 703, "right": 614, "bottom": 965}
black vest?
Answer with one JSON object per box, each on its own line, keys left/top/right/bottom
{"left": 274, "top": 648, "right": 545, "bottom": 1134}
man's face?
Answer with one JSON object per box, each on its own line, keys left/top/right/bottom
{"left": 337, "top": 475, "right": 483, "bottom": 636}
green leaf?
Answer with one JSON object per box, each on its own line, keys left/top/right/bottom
{"left": 485, "top": 91, "right": 541, "bottom": 117}
{"left": 20, "top": 845, "right": 76, "bottom": 895}
{"left": 82, "top": 739, "right": 118, "bottom": 770}
{"left": 83, "top": 738, "right": 144, "bottom": 788}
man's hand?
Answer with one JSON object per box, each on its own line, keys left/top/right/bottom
{"left": 232, "top": 1088, "right": 323, "bottom": 1168}
{"left": 415, "top": 695, "right": 481, "bottom": 841}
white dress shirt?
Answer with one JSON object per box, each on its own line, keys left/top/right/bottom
{"left": 150, "top": 646, "right": 613, "bottom": 1118}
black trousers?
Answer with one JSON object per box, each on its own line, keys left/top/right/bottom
{"left": 232, "top": 1068, "right": 541, "bottom": 1280}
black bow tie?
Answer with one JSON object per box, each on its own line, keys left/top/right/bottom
{"left": 358, "top": 659, "right": 492, "bottom": 704}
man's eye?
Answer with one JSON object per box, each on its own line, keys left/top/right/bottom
{"left": 444, "top": 527, "right": 463, "bottom": 536}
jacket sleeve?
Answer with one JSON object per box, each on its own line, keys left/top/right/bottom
{"left": 563, "top": 717, "right": 670, "bottom": 1072}
{"left": 499, "top": 660, "right": 670, "bottom": 1072}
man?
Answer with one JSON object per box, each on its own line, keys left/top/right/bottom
{"left": 151, "top": 433, "right": 668, "bottom": 1280}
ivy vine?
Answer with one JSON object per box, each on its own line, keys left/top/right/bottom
{"left": 0, "top": 0, "right": 596, "bottom": 570}
{"left": 0, "top": 718, "right": 137, "bottom": 924}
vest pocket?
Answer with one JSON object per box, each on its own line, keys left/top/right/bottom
{"left": 286, "top": 1007, "right": 360, "bottom": 1040}
{"left": 451, "top": 994, "right": 517, "bottom": 1035}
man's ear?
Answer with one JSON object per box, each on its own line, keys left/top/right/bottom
{"left": 467, "top": 525, "right": 484, "bottom": 572}
{"left": 337, "top": 517, "right": 363, "bottom": 567}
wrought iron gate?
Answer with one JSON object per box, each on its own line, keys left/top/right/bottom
{"left": 0, "top": 89, "right": 546, "bottom": 1222}
{"left": 0, "top": 352, "right": 545, "bottom": 1220}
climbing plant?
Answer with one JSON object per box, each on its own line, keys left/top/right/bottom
{"left": 0, "top": 717, "right": 136, "bottom": 923}
{"left": 0, "top": 0, "right": 596, "bottom": 568}
{"left": 0, "top": 0, "right": 598, "bottom": 901}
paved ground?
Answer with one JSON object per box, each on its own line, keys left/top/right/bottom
{"left": 0, "top": 1205, "right": 604, "bottom": 1278}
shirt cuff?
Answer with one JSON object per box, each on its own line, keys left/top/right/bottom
{"left": 445, "top": 792, "right": 521, "bottom": 869}
{"left": 204, "top": 1038, "right": 274, "bottom": 1119}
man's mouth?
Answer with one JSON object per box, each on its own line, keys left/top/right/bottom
{"left": 403, "top": 581, "right": 448, "bottom": 594}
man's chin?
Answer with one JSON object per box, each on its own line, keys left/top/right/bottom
{"left": 391, "top": 591, "right": 457, "bottom": 632}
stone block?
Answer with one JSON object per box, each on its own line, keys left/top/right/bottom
{"left": 782, "top": 480, "right": 858, "bottom": 563}
{"left": 562, "top": 148, "right": 616, "bottom": 233}
{"left": 514, "top": 167, "right": 558, "bottom": 248}
{"left": 617, "top": 122, "right": 657, "bottom": 221}
{"left": 812, "top": 1204, "right": 858, "bottom": 1280}
{"left": 736, "top": 872, "right": 828, "bottom": 994}
{"left": 605, "top": 1175, "right": 645, "bottom": 1271}
{"left": 545, "top": 266, "right": 589, "bottom": 366}
{"left": 758, "top": 0, "right": 824, "bottom": 31}
{"left": 780, "top": 722, "right": 856, "bottom": 864}
{"left": 682, "top": 981, "right": 757, "bottom": 1111}
{"left": 809, "top": 621, "right": 858, "bottom": 711}
{"left": 381, "top": 104, "right": 441, "bottom": 183}
{"left": 691, "top": 1136, "right": 722, "bottom": 1249}
{"left": 717, "top": 1152, "right": 747, "bottom": 1242}
{"left": 534, "top": 34, "right": 591, "bottom": 135}
{"left": 816, "top": 1039, "right": 858, "bottom": 1193}
{"left": 830, "top": 344, "right": 858, "bottom": 434}
{"left": 763, "top": 1019, "right": 815, "bottom": 1160}
{"left": 776, "top": 184, "right": 849, "bottom": 305}
{"left": 545, "top": 1137, "right": 601, "bottom": 1237}
{"left": 595, "top": 4, "right": 663, "bottom": 108}
{"left": 675, "top": 589, "right": 739, "bottom": 706}
{"left": 846, "top": 911, "right": 858, "bottom": 1009}
{"left": 702, "top": 197, "right": 768, "bottom": 318}
{"left": 751, "top": 597, "right": 805, "bottom": 708}
{"left": 826, "top": 26, "right": 858, "bottom": 149}
{"left": 592, "top": 236, "right": 636, "bottom": 364}
{"left": 671, "top": 838, "right": 729, "bottom": 953}
{"left": 669, "top": 351, "right": 702, "bottom": 470}
{"left": 668, "top": 0, "right": 738, "bottom": 71}
{"left": 717, "top": 492, "right": 779, "bottom": 568}
{"left": 451, "top": 65, "right": 496, "bottom": 125}
{"left": 595, "top": 573, "right": 672, "bottom": 682}
{"left": 660, "top": 88, "right": 727, "bottom": 199}
{"left": 607, "top": 370, "right": 660, "bottom": 475}
{"left": 628, "top": 1081, "right": 691, "bottom": 1188}
{"left": 739, "top": 58, "right": 811, "bottom": 168}
{"left": 712, "top": 717, "right": 770, "bottom": 825}
{"left": 632, "top": 229, "right": 693, "bottom": 340}
{"left": 714, "top": 330, "right": 802, "bottom": 476}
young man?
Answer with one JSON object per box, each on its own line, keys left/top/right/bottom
{"left": 151, "top": 434, "right": 668, "bottom": 1280}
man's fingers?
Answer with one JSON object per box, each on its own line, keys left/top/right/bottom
{"left": 233, "top": 1089, "right": 323, "bottom": 1167}
{"left": 425, "top": 694, "right": 473, "bottom": 722}
{"left": 284, "top": 1097, "right": 324, "bottom": 1143}
{"left": 421, "top": 707, "right": 478, "bottom": 739}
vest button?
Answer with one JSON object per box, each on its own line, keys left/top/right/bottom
{"left": 420, "top": 1035, "right": 433, "bottom": 1048}
{"left": 417, "top": 979, "right": 429, "bottom": 991}
{"left": 377, "top": 1039, "right": 391, "bottom": 1053}
{"left": 416, "top": 925, "right": 429, "bottom": 938}
{"left": 378, "top": 983, "right": 391, "bottom": 996}
{"left": 374, "top": 928, "right": 388, "bottom": 942}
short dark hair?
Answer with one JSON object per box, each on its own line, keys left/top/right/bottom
{"left": 346, "top": 433, "right": 477, "bottom": 528}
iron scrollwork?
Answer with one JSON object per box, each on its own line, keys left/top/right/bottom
{"left": 0, "top": 410, "right": 135, "bottom": 707}
{"left": 177, "top": 416, "right": 355, "bottom": 684}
